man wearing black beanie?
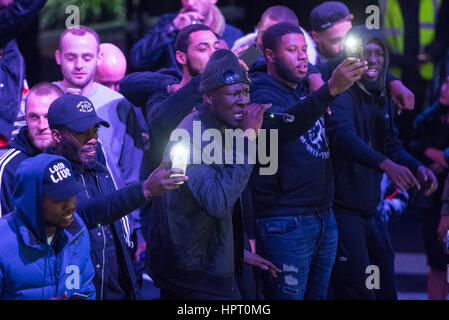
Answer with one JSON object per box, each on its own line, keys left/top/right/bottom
{"left": 147, "top": 49, "right": 280, "bottom": 300}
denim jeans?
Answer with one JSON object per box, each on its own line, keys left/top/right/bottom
{"left": 328, "top": 213, "right": 397, "bottom": 300}
{"left": 257, "top": 209, "right": 338, "bottom": 300}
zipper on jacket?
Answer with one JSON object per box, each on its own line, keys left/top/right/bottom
{"left": 80, "top": 173, "right": 106, "bottom": 300}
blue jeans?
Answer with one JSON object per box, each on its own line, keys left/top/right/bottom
{"left": 257, "top": 209, "right": 338, "bottom": 300}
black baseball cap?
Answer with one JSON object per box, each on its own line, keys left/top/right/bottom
{"left": 310, "top": 1, "right": 353, "bottom": 32}
{"left": 48, "top": 94, "right": 110, "bottom": 132}
{"left": 42, "top": 159, "right": 84, "bottom": 200}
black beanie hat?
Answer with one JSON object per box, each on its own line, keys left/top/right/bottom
{"left": 199, "top": 49, "right": 251, "bottom": 93}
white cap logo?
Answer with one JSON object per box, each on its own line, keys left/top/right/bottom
{"left": 49, "top": 162, "right": 72, "bottom": 184}
{"left": 76, "top": 101, "right": 93, "bottom": 113}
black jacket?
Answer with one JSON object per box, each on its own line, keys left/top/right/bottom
{"left": 325, "top": 27, "right": 422, "bottom": 218}
{"left": 129, "top": 12, "right": 243, "bottom": 71}
{"left": 249, "top": 72, "right": 336, "bottom": 217}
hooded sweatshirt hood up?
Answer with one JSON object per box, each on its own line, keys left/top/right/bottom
{"left": 12, "top": 154, "right": 75, "bottom": 244}
{"left": 344, "top": 25, "right": 390, "bottom": 96}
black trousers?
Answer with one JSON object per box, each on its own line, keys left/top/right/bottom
{"left": 328, "top": 213, "right": 398, "bottom": 300}
{"left": 160, "top": 278, "right": 241, "bottom": 300}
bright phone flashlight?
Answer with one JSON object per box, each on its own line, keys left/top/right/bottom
{"left": 170, "top": 142, "right": 189, "bottom": 184}
{"left": 345, "top": 36, "right": 362, "bottom": 58}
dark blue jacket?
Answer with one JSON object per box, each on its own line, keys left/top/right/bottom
{"left": 0, "top": 154, "right": 96, "bottom": 300}
{"left": 130, "top": 12, "right": 243, "bottom": 71}
{"left": 326, "top": 87, "right": 421, "bottom": 217}
{"left": 325, "top": 26, "right": 422, "bottom": 218}
{"left": 0, "top": 126, "right": 41, "bottom": 216}
{"left": 249, "top": 72, "right": 335, "bottom": 217}
{"left": 0, "top": 0, "right": 47, "bottom": 140}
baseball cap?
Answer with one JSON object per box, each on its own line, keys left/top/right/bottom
{"left": 310, "top": 1, "right": 353, "bottom": 32}
{"left": 48, "top": 94, "right": 110, "bottom": 132}
{"left": 42, "top": 159, "right": 84, "bottom": 200}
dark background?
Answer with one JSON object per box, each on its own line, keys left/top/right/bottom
{"left": 15, "top": 0, "right": 379, "bottom": 86}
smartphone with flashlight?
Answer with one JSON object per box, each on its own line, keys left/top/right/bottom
{"left": 239, "top": 44, "right": 263, "bottom": 67}
{"left": 170, "top": 143, "right": 189, "bottom": 184}
{"left": 345, "top": 36, "right": 363, "bottom": 59}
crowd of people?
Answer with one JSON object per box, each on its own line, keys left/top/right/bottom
{"left": 0, "top": 0, "right": 449, "bottom": 300}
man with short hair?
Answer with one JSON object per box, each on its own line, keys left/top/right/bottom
{"left": 130, "top": 0, "right": 243, "bottom": 71}
{"left": 94, "top": 43, "right": 127, "bottom": 92}
{"left": 310, "top": 1, "right": 416, "bottom": 115}
{"left": 310, "top": 1, "right": 354, "bottom": 65}
{"left": 249, "top": 22, "right": 368, "bottom": 300}
{"left": 48, "top": 93, "right": 187, "bottom": 300}
{"left": 0, "top": 154, "right": 96, "bottom": 300}
{"left": 0, "top": 82, "right": 64, "bottom": 216}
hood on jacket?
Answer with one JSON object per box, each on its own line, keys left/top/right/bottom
{"left": 8, "top": 126, "right": 42, "bottom": 157}
{"left": 250, "top": 71, "right": 309, "bottom": 107}
{"left": 344, "top": 25, "right": 389, "bottom": 96}
{"left": 12, "top": 154, "right": 76, "bottom": 244}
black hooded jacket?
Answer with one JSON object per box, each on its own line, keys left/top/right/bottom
{"left": 325, "top": 26, "right": 421, "bottom": 218}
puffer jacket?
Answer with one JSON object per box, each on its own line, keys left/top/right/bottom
{"left": 0, "top": 154, "right": 96, "bottom": 300}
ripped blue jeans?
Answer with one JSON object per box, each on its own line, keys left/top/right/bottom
{"left": 257, "top": 209, "right": 338, "bottom": 300}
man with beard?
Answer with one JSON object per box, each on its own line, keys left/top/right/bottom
{"left": 53, "top": 25, "right": 147, "bottom": 261}
{"left": 326, "top": 26, "right": 437, "bottom": 300}
{"left": 48, "top": 94, "right": 187, "bottom": 299}
{"left": 130, "top": 0, "right": 243, "bottom": 71}
{"left": 0, "top": 83, "right": 63, "bottom": 216}
{"left": 310, "top": 1, "right": 416, "bottom": 117}
{"left": 248, "top": 22, "right": 367, "bottom": 300}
